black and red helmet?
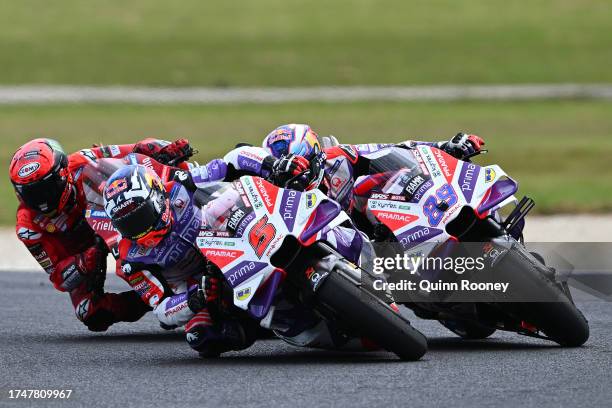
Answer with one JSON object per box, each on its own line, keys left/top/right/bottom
{"left": 9, "top": 138, "right": 73, "bottom": 215}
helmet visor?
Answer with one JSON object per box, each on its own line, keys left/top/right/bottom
{"left": 111, "top": 195, "right": 168, "bottom": 240}
{"left": 13, "top": 170, "right": 67, "bottom": 214}
{"left": 270, "top": 140, "right": 290, "bottom": 158}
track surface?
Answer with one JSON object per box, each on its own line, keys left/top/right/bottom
{"left": 1, "top": 272, "right": 611, "bottom": 408}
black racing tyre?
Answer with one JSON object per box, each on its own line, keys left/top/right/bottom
{"left": 315, "top": 267, "right": 428, "bottom": 361}
{"left": 493, "top": 244, "right": 589, "bottom": 347}
{"left": 438, "top": 319, "right": 496, "bottom": 340}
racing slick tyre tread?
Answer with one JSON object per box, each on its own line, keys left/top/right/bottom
{"left": 495, "top": 245, "right": 589, "bottom": 347}
{"left": 316, "top": 269, "right": 428, "bottom": 361}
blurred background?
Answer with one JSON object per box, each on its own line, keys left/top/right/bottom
{"left": 1, "top": 0, "right": 611, "bottom": 224}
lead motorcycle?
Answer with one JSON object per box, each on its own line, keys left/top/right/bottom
{"left": 278, "top": 141, "right": 589, "bottom": 347}
{"left": 81, "top": 153, "right": 428, "bottom": 360}
{"left": 336, "top": 144, "right": 589, "bottom": 346}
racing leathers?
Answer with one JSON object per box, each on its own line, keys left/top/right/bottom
{"left": 15, "top": 140, "right": 190, "bottom": 331}
{"left": 116, "top": 175, "right": 256, "bottom": 356}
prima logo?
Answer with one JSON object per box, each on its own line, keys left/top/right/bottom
{"left": 462, "top": 163, "right": 477, "bottom": 192}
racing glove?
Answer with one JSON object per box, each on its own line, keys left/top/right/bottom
{"left": 187, "top": 262, "right": 223, "bottom": 313}
{"left": 55, "top": 237, "right": 108, "bottom": 292}
{"left": 133, "top": 138, "right": 195, "bottom": 166}
{"left": 441, "top": 133, "right": 485, "bottom": 160}
{"left": 271, "top": 154, "right": 310, "bottom": 186}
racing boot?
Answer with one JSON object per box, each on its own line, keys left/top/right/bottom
{"left": 185, "top": 314, "right": 257, "bottom": 358}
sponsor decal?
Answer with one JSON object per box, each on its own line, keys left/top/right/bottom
{"left": 17, "top": 227, "right": 42, "bottom": 241}
{"left": 80, "top": 149, "right": 97, "bottom": 162}
{"left": 305, "top": 267, "right": 330, "bottom": 291}
{"left": 371, "top": 210, "right": 419, "bottom": 231}
{"left": 483, "top": 242, "right": 508, "bottom": 266}
{"left": 45, "top": 224, "right": 56, "bottom": 233}
{"left": 458, "top": 162, "right": 481, "bottom": 202}
{"left": 234, "top": 211, "right": 256, "bottom": 237}
{"left": 409, "top": 179, "right": 434, "bottom": 203}
{"left": 105, "top": 178, "right": 128, "bottom": 198}
{"left": 243, "top": 178, "right": 264, "bottom": 210}
{"left": 203, "top": 248, "right": 244, "bottom": 269}
{"left": 396, "top": 225, "right": 444, "bottom": 250}
{"left": 236, "top": 287, "right": 252, "bottom": 301}
{"left": 419, "top": 147, "right": 443, "bottom": 179}
{"left": 280, "top": 189, "right": 299, "bottom": 230}
{"left": 28, "top": 243, "right": 53, "bottom": 273}
{"left": 485, "top": 168, "right": 496, "bottom": 183}
{"left": 91, "top": 219, "right": 115, "bottom": 232}
{"left": 109, "top": 145, "right": 121, "bottom": 157}
{"left": 227, "top": 208, "right": 248, "bottom": 232}
{"left": 165, "top": 293, "right": 187, "bottom": 309}
{"left": 306, "top": 193, "right": 317, "bottom": 209}
{"left": 254, "top": 177, "right": 277, "bottom": 213}
{"left": 174, "top": 198, "right": 186, "bottom": 209}
{"left": 17, "top": 162, "right": 40, "bottom": 178}
{"left": 224, "top": 261, "right": 268, "bottom": 287}
{"left": 268, "top": 127, "right": 293, "bottom": 144}
{"left": 76, "top": 298, "right": 90, "bottom": 321}
{"left": 432, "top": 148, "right": 458, "bottom": 184}
{"left": 165, "top": 302, "right": 188, "bottom": 317}
{"left": 403, "top": 174, "right": 427, "bottom": 197}
{"left": 174, "top": 170, "right": 189, "bottom": 182}
{"left": 237, "top": 156, "right": 261, "bottom": 172}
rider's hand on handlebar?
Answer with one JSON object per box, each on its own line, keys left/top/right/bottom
{"left": 271, "top": 154, "right": 310, "bottom": 184}
{"left": 133, "top": 138, "right": 195, "bottom": 166}
{"left": 442, "top": 133, "right": 486, "bottom": 160}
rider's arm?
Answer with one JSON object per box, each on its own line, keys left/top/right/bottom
{"left": 186, "top": 145, "right": 276, "bottom": 188}
{"left": 15, "top": 212, "right": 104, "bottom": 292}
{"left": 78, "top": 138, "right": 193, "bottom": 169}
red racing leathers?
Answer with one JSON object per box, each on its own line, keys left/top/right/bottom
{"left": 15, "top": 140, "right": 189, "bottom": 331}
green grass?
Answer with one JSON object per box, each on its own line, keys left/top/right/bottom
{"left": 1, "top": 0, "right": 611, "bottom": 86}
{"left": 2, "top": 100, "right": 612, "bottom": 224}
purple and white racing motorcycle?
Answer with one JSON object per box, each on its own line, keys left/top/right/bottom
{"left": 82, "top": 154, "right": 428, "bottom": 360}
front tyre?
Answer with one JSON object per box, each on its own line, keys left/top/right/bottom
{"left": 494, "top": 244, "right": 589, "bottom": 347}
{"left": 315, "top": 267, "right": 428, "bottom": 361}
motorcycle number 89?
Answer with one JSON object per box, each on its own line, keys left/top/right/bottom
{"left": 423, "top": 184, "right": 458, "bottom": 227}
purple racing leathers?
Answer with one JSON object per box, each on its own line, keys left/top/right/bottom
{"left": 118, "top": 182, "right": 206, "bottom": 329}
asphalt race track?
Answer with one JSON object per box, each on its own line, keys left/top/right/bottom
{"left": 1, "top": 271, "right": 611, "bottom": 408}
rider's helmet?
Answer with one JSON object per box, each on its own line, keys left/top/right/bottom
{"left": 262, "top": 124, "right": 322, "bottom": 160}
{"left": 262, "top": 124, "right": 327, "bottom": 191}
{"left": 9, "top": 138, "right": 74, "bottom": 215}
{"left": 103, "top": 164, "right": 172, "bottom": 248}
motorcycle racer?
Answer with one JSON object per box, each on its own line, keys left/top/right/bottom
{"left": 186, "top": 124, "right": 485, "bottom": 212}
{"left": 9, "top": 137, "right": 193, "bottom": 331}
{"left": 104, "top": 164, "right": 257, "bottom": 356}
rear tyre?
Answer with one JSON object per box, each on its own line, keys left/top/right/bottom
{"left": 316, "top": 268, "right": 428, "bottom": 361}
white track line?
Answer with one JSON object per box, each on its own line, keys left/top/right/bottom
{"left": 1, "top": 84, "right": 612, "bottom": 104}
